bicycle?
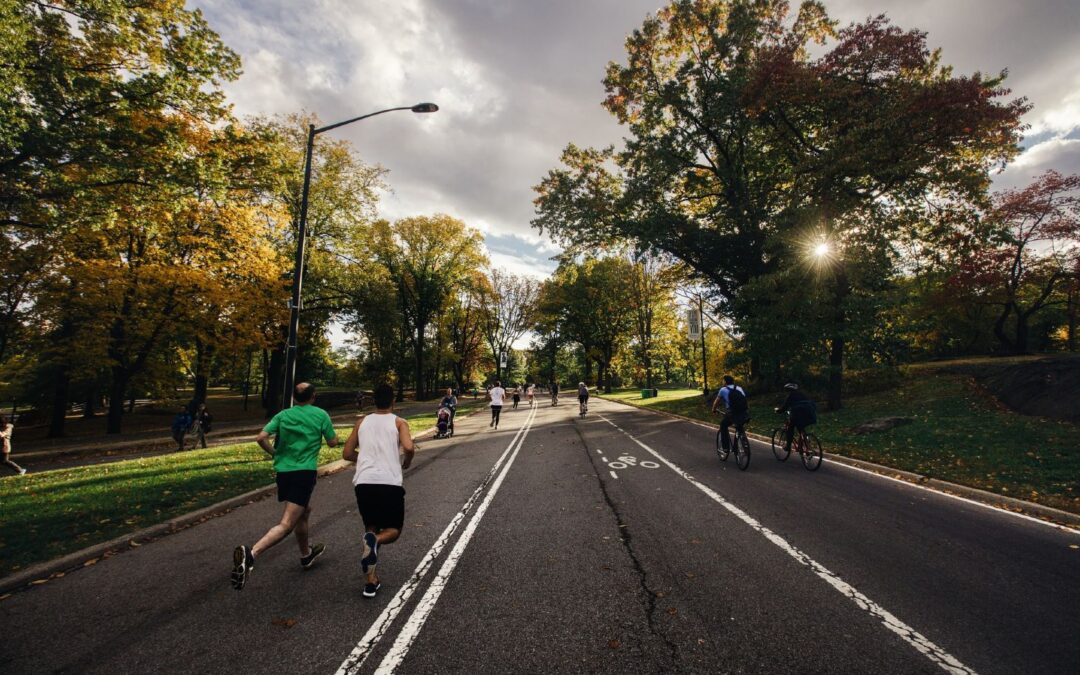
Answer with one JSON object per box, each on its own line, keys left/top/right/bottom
{"left": 714, "top": 413, "right": 751, "bottom": 471}
{"left": 551, "top": 392, "right": 559, "bottom": 406}
{"left": 770, "top": 412, "right": 822, "bottom": 471}
{"left": 579, "top": 397, "right": 588, "bottom": 418}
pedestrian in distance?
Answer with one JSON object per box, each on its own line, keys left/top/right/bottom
{"left": 526, "top": 382, "right": 536, "bottom": 407}
{"left": 0, "top": 414, "right": 26, "bottom": 476}
{"left": 512, "top": 386, "right": 520, "bottom": 409}
{"left": 342, "top": 383, "right": 416, "bottom": 598}
{"left": 710, "top": 375, "right": 749, "bottom": 451}
{"left": 192, "top": 402, "right": 213, "bottom": 449}
{"left": 488, "top": 380, "right": 506, "bottom": 429}
{"left": 171, "top": 406, "right": 193, "bottom": 451}
{"left": 231, "top": 382, "right": 338, "bottom": 591}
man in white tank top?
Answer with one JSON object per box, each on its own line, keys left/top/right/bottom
{"left": 342, "top": 383, "right": 415, "bottom": 598}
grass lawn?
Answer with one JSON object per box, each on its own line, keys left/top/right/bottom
{"left": 601, "top": 379, "right": 1079, "bottom": 515}
{"left": 0, "top": 403, "right": 482, "bottom": 579}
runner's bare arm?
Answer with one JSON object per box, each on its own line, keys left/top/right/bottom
{"left": 397, "top": 417, "right": 415, "bottom": 470}
{"left": 342, "top": 421, "right": 361, "bottom": 462}
{"left": 255, "top": 431, "right": 274, "bottom": 457}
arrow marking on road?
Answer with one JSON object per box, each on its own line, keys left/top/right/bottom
{"left": 597, "top": 414, "right": 976, "bottom": 675}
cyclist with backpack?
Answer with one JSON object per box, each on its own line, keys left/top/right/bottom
{"left": 710, "top": 375, "right": 749, "bottom": 452}
{"left": 775, "top": 383, "right": 817, "bottom": 453}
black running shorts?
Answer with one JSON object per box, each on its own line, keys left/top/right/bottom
{"left": 354, "top": 484, "right": 406, "bottom": 531}
{"left": 276, "top": 469, "right": 317, "bottom": 507}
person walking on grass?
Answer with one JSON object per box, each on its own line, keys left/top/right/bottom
{"left": 488, "top": 380, "right": 506, "bottom": 429}
{"left": 342, "top": 383, "right": 415, "bottom": 598}
{"left": 231, "top": 382, "right": 339, "bottom": 591}
{"left": 0, "top": 414, "right": 26, "bottom": 476}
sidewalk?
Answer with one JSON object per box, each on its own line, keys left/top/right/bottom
{"left": 13, "top": 401, "right": 432, "bottom": 467}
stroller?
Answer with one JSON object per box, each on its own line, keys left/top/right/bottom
{"left": 435, "top": 405, "right": 454, "bottom": 438}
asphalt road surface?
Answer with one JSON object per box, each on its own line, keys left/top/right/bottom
{"left": 1, "top": 398, "right": 1077, "bottom": 674}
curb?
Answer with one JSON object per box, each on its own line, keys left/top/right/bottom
{"left": 598, "top": 395, "right": 1080, "bottom": 530}
{"left": 0, "top": 417, "right": 455, "bottom": 598}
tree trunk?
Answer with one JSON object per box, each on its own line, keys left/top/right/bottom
{"left": 264, "top": 346, "right": 285, "bottom": 417}
{"left": 83, "top": 390, "right": 96, "bottom": 419}
{"left": 192, "top": 338, "right": 211, "bottom": 406}
{"left": 414, "top": 322, "right": 426, "bottom": 400}
{"left": 992, "top": 303, "right": 1015, "bottom": 353}
{"left": 47, "top": 367, "right": 70, "bottom": 438}
{"left": 1014, "top": 311, "right": 1030, "bottom": 354}
{"left": 106, "top": 367, "right": 130, "bottom": 434}
{"left": 1068, "top": 286, "right": 1077, "bottom": 352}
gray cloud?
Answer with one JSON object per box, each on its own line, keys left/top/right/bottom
{"left": 195, "top": 0, "right": 1080, "bottom": 272}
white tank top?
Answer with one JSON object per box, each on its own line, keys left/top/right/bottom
{"left": 352, "top": 414, "right": 404, "bottom": 487}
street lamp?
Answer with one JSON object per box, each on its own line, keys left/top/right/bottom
{"left": 282, "top": 102, "right": 439, "bottom": 409}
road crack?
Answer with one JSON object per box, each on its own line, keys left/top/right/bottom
{"left": 572, "top": 422, "right": 680, "bottom": 671}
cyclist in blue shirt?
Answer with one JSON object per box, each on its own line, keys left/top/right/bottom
{"left": 710, "top": 375, "right": 749, "bottom": 451}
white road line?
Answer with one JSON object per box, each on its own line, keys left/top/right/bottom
{"left": 610, "top": 470, "right": 618, "bottom": 480}
{"left": 821, "top": 456, "right": 1079, "bottom": 535}
{"left": 373, "top": 404, "right": 538, "bottom": 674}
{"left": 334, "top": 406, "right": 536, "bottom": 675}
{"left": 617, "top": 404, "right": 1075, "bottom": 535}
{"left": 598, "top": 414, "right": 976, "bottom": 675}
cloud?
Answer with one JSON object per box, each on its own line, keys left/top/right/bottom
{"left": 195, "top": 0, "right": 1080, "bottom": 275}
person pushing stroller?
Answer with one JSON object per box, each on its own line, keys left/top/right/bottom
{"left": 436, "top": 388, "right": 457, "bottom": 438}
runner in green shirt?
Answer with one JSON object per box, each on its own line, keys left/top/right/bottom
{"left": 231, "top": 382, "right": 338, "bottom": 590}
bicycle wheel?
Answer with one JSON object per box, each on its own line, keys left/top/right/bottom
{"left": 715, "top": 429, "right": 730, "bottom": 461}
{"left": 800, "top": 433, "right": 823, "bottom": 471}
{"left": 735, "top": 431, "right": 751, "bottom": 471}
{"left": 771, "top": 426, "right": 790, "bottom": 461}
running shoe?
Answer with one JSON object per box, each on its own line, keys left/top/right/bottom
{"left": 363, "top": 581, "right": 382, "bottom": 598}
{"left": 231, "top": 545, "right": 254, "bottom": 590}
{"left": 300, "top": 542, "right": 326, "bottom": 569}
{"left": 361, "top": 532, "right": 378, "bottom": 574}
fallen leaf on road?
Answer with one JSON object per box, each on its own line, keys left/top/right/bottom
{"left": 655, "top": 591, "right": 666, "bottom": 598}
{"left": 271, "top": 618, "right": 298, "bottom": 628}
{"left": 83, "top": 558, "right": 99, "bottom": 567}
{"left": 608, "top": 639, "right": 621, "bottom": 649}
{"left": 129, "top": 540, "right": 141, "bottom": 547}
{"left": 31, "top": 579, "right": 48, "bottom": 585}
{"left": 667, "top": 607, "right": 678, "bottom": 616}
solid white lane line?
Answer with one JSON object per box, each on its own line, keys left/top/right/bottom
{"left": 598, "top": 414, "right": 976, "bottom": 675}
{"left": 610, "top": 470, "right": 619, "bottom": 480}
{"left": 610, "top": 402, "right": 1076, "bottom": 535}
{"left": 334, "top": 406, "right": 536, "bottom": 675}
{"left": 373, "top": 404, "right": 538, "bottom": 674}
{"left": 822, "top": 457, "right": 1079, "bottom": 535}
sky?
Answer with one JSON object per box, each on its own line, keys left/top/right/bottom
{"left": 194, "top": 0, "right": 1080, "bottom": 281}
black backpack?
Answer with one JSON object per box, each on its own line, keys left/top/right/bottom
{"left": 727, "top": 386, "right": 748, "bottom": 414}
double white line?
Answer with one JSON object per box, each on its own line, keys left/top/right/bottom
{"left": 336, "top": 403, "right": 538, "bottom": 675}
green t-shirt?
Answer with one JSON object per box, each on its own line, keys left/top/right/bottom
{"left": 263, "top": 404, "right": 337, "bottom": 472}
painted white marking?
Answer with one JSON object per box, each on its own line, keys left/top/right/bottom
{"left": 640, "top": 461, "right": 660, "bottom": 469}
{"left": 610, "top": 470, "right": 619, "bottom": 480}
{"left": 617, "top": 405, "right": 1077, "bottom": 535}
{"left": 334, "top": 406, "right": 536, "bottom": 675}
{"left": 823, "top": 456, "right": 1079, "bottom": 536}
{"left": 597, "top": 414, "right": 977, "bottom": 675}
{"left": 373, "top": 404, "right": 538, "bottom": 673}
{"left": 608, "top": 461, "right": 627, "bottom": 470}
{"left": 599, "top": 456, "right": 608, "bottom": 463}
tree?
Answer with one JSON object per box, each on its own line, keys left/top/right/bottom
{"left": 626, "top": 251, "right": 682, "bottom": 389}
{"left": 480, "top": 269, "right": 540, "bottom": 383}
{"left": 534, "top": 0, "right": 1028, "bottom": 408}
{"left": 952, "top": 171, "right": 1080, "bottom": 354}
{"left": 443, "top": 272, "right": 488, "bottom": 390}
{"left": 373, "top": 215, "right": 486, "bottom": 399}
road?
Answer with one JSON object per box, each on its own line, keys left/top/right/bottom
{"left": 1, "top": 398, "right": 1077, "bottom": 674}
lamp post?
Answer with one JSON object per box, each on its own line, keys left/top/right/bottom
{"left": 282, "top": 102, "right": 438, "bottom": 410}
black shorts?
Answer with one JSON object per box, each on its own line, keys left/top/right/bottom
{"left": 276, "top": 470, "right": 317, "bottom": 507}
{"left": 354, "top": 484, "right": 406, "bottom": 531}
{"left": 579, "top": 394, "right": 589, "bottom": 403}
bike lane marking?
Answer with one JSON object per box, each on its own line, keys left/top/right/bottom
{"left": 334, "top": 404, "right": 537, "bottom": 675}
{"left": 597, "top": 413, "right": 976, "bottom": 675}
{"left": 369, "top": 403, "right": 539, "bottom": 674}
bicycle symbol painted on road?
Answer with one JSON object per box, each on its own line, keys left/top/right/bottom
{"left": 606, "top": 455, "right": 660, "bottom": 471}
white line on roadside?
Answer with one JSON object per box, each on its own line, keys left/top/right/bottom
{"left": 598, "top": 414, "right": 977, "bottom": 675}
{"left": 372, "top": 404, "right": 538, "bottom": 674}
{"left": 613, "top": 401, "right": 1076, "bottom": 535}
{"left": 334, "top": 405, "right": 536, "bottom": 675}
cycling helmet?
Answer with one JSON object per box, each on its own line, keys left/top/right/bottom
{"left": 784, "top": 382, "right": 799, "bottom": 391}
{"left": 578, "top": 382, "right": 585, "bottom": 387}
